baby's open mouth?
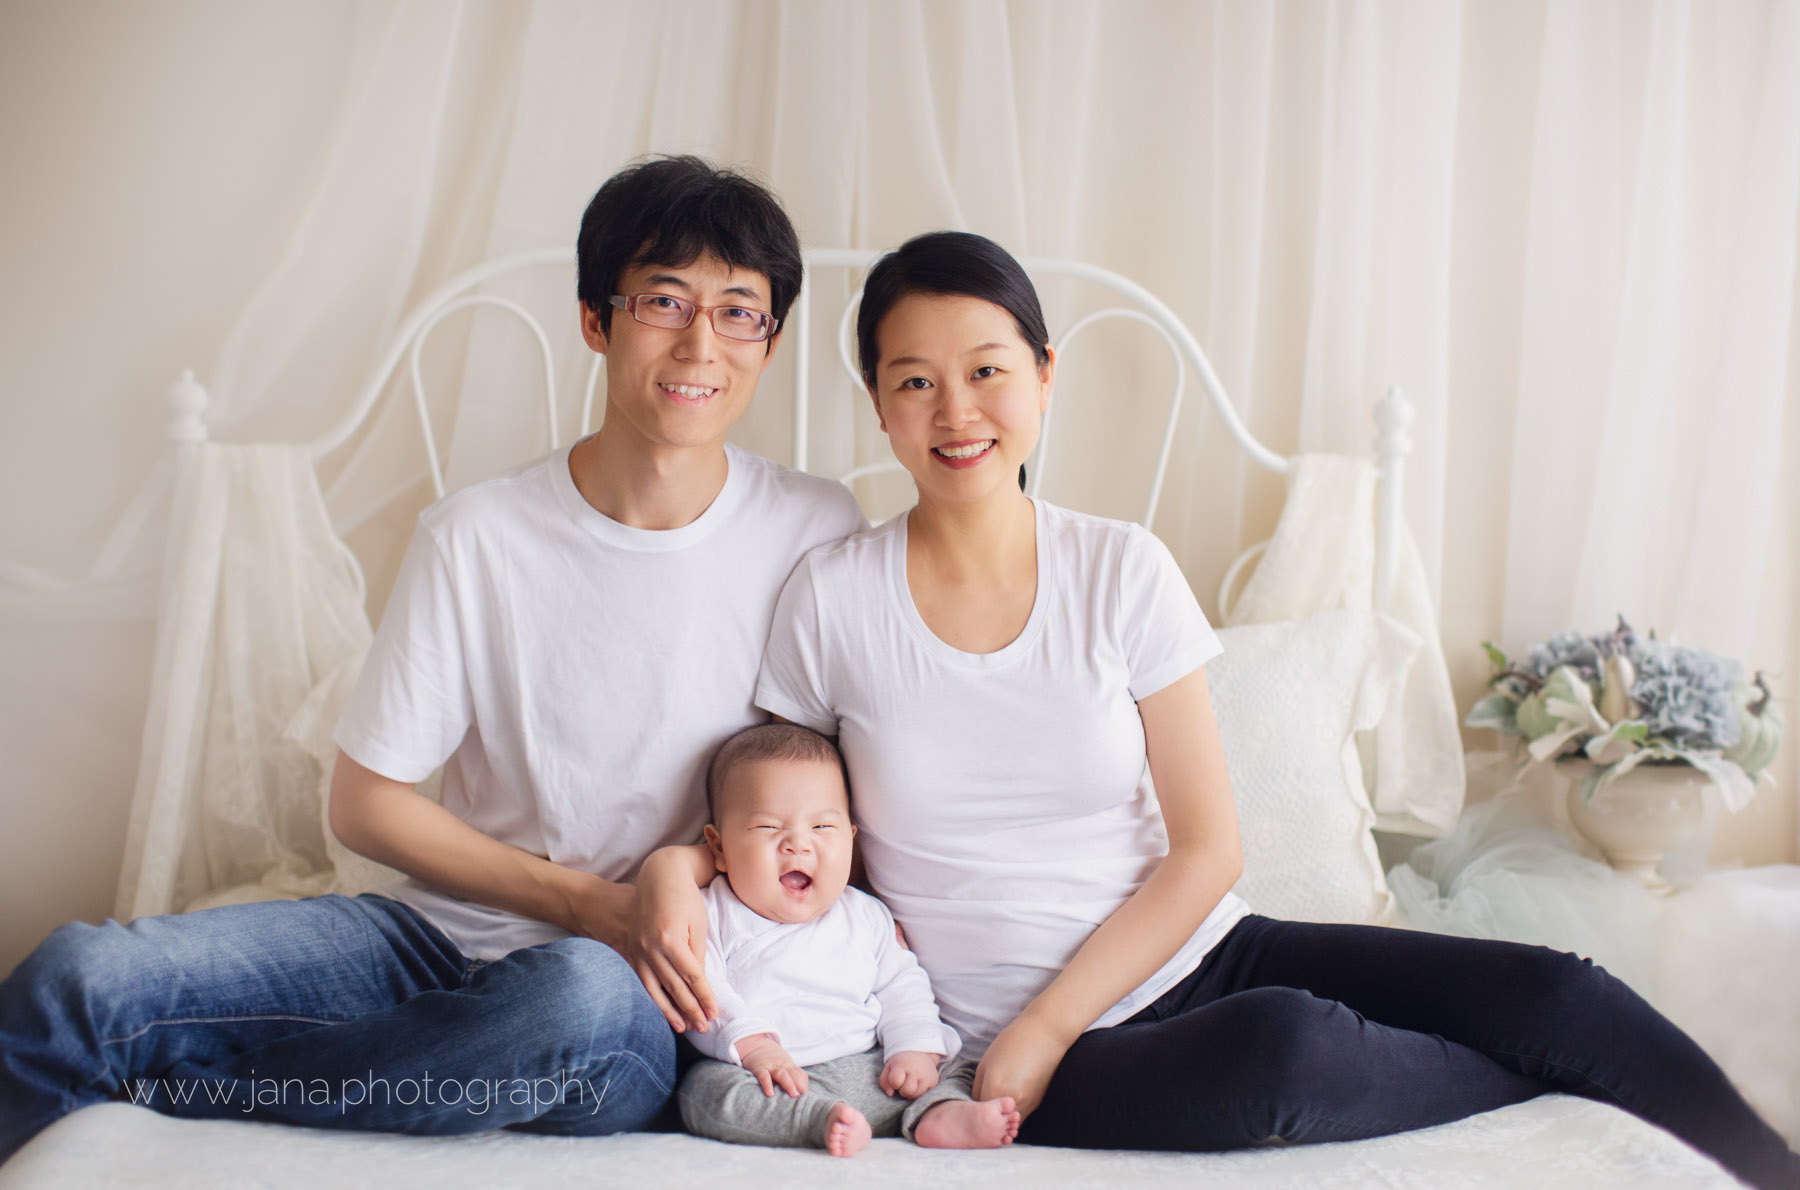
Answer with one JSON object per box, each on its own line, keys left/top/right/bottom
{"left": 779, "top": 871, "right": 813, "bottom": 893}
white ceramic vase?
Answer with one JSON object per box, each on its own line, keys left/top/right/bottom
{"left": 1563, "top": 759, "right": 1706, "bottom": 890}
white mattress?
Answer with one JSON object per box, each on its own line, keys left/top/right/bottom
{"left": 0, "top": 1095, "right": 1735, "bottom": 1189}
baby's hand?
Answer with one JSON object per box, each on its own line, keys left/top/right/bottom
{"left": 738, "top": 1035, "right": 808, "bottom": 1098}
{"left": 880, "top": 1050, "right": 942, "bottom": 1099}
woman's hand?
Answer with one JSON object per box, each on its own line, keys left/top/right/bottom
{"left": 879, "top": 1050, "right": 942, "bottom": 1099}
{"left": 971, "top": 1015, "right": 1072, "bottom": 1120}
{"left": 627, "top": 850, "right": 716, "bottom": 1033}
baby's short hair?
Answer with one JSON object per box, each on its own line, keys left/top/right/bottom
{"left": 706, "top": 723, "right": 848, "bottom": 820}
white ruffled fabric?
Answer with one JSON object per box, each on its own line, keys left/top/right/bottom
{"left": 113, "top": 445, "right": 390, "bottom": 920}
{"left": 1225, "top": 454, "right": 1465, "bottom": 836}
{"left": 1391, "top": 795, "right": 1800, "bottom": 1146}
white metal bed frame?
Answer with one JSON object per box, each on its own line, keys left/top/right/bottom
{"left": 163, "top": 248, "right": 1414, "bottom": 612}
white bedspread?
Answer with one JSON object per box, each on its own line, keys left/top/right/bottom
{"left": 0, "top": 1096, "right": 1735, "bottom": 1189}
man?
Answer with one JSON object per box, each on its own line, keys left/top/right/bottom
{"left": 0, "top": 156, "right": 864, "bottom": 1160}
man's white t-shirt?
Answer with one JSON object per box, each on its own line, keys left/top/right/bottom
{"left": 755, "top": 499, "right": 1249, "bottom": 1054}
{"left": 334, "top": 441, "right": 865, "bottom": 959}
{"left": 687, "top": 877, "right": 960, "bottom": 1069}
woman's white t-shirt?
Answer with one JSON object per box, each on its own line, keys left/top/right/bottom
{"left": 755, "top": 499, "right": 1249, "bottom": 1054}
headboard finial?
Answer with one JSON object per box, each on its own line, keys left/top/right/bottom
{"left": 1374, "top": 384, "right": 1414, "bottom": 462}
{"left": 168, "top": 369, "right": 209, "bottom": 444}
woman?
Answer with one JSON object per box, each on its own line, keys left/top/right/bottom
{"left": 645, "top": 231, "right": 1798, "bottom": 1185}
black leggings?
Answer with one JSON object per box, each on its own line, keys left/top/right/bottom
{"left": 1018, "top": 915, "right": 1799, "bottom": 1189}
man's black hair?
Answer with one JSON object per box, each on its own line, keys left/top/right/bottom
{"left": 576, "top": 155, "right": 803, "bottom": 343}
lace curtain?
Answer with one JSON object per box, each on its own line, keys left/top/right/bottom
{"left": 115, "top": 445, "right": 384, "bottom": 917}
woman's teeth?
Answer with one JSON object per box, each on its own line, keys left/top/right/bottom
{"left": 661, "top": 383, "right": 715, "bottom": 398}
{"left": 934, "top": 441, "right": 995, "bottom": 459}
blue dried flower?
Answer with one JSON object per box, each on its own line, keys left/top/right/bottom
{"left": 1525, "top": 632, "right": 1602, "bottom": 683}
{"left": 1592, "top": 615, "right": 1639, "bottom": 659}
{"left": 1628, "top": 641, "right": 1741, "bottom": 751}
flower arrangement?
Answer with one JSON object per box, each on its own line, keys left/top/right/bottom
{"left": 1467, "top": 617, "right": 1784, "bottom": 811}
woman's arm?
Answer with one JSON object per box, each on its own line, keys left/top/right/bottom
{"left": 972, "top": 666, "right": 1242, "bottom": 1115}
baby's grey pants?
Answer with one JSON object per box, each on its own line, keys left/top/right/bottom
{"left": 678, "top": 1047, "right": 974, "bottom": 1149}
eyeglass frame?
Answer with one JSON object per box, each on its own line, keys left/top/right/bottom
{"left": 607, "top": 293, "right": 780, "bottom": 342}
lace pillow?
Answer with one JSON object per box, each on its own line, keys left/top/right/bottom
{"left": 1207, "top": 610, "right": 1420, "bottom": 924}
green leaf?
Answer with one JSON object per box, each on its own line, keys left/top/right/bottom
{"left": 1583, "top": 719, "right": 1647, "bottom": 766}
{"left": 1515, "top": 691, "right": 1557, "bottom": 740}
{"left": 1466, "top": 692, "right": 1521, "bottom": 735}
{"left": 1481, "top": 641, "right": 1509, "bottom": 670}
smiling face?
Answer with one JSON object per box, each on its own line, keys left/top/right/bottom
{"left": 579, "top": 252, "right": 778, "bottom": 454}
{"left": 869, "top": 292, "right": 1053, "bottom": 507}
{"left": 703, "top": 756, "right": 856, "bottom": 925}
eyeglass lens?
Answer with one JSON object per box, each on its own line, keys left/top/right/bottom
{"left": 626, "top": 294, "right": 774, "bottom": 341}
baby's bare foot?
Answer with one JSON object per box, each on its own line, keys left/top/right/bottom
{"left": 826, "top": 1101, "right": 872, "bottom": 1158}
{"left": 914, "top": 1096, "right": 1021, "bottom": 1149}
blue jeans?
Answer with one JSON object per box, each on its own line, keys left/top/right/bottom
{"left": 1019, "top": 915, "right": 1800, "bottom": 1190}
{"left": 0, "top": 895, "right": 675, "bottom": 1162}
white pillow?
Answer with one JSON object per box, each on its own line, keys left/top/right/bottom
{"left": 1206, "top": 609, "right": 1419, "bottom": 925}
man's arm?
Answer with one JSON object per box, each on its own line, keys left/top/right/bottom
{"left": 327, "top": 751, "right": 632, "bottom": 948}
{"left": 632, "top": 843, "right": 719, "bottom": 1031}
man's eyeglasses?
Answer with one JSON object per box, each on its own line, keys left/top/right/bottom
{"left": 608, "top": 294, "right": 779, "bottom": 343}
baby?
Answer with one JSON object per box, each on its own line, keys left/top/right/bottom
{"left": 677, "top": 723, "right": 1022, "bottom": 1157}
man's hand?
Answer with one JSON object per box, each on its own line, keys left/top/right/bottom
{"left": 879, "top": 1050, "right": 942, "bottom": 1099}
{"left": 558, "top": 873, "right": 634, "bottom": 953}
{"left": 737, "top": 1034, "right": 808, "bottom": 1098}
{"left": 971, "top": 1015, "right": 1072, "bottom": 1121}
{"left": 627, "top": 853, "right": 715, "bottom": 1033}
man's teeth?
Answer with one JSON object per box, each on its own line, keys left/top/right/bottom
{"left": 662, "top": 383, "right": 715, "bottom": 398}
{"left": 935, "top": 441, "right": 995, "bottom": 459}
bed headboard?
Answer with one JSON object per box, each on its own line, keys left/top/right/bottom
{"left": 162, "top": 248, "right": 1413, "bottom": 612}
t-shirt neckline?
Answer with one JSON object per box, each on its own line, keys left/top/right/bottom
{"left": 552, "top": 438, "right": 747, "bottom": 551}
{"left": 890, "top": 498, "right": 1050, "bottom": 668}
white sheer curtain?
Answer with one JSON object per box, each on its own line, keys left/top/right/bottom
{"left": 4, "top": 0, "right": 1796, "bottom": 934}
{"left": 1504, "top": 0, "right": 1798, "bottom": 661}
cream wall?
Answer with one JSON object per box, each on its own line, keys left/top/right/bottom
{"left": 1, "top": 1, "right": 1793, "bottom": 976}
{"left": 0, "top": 0, "right": 359, "bottom": 973}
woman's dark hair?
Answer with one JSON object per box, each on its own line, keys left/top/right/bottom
{"left": 855, "top": 231, "right": 1051, "bottom": 390}
{"left": 576, "top": 155, "right": 802, "bottom": 342}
